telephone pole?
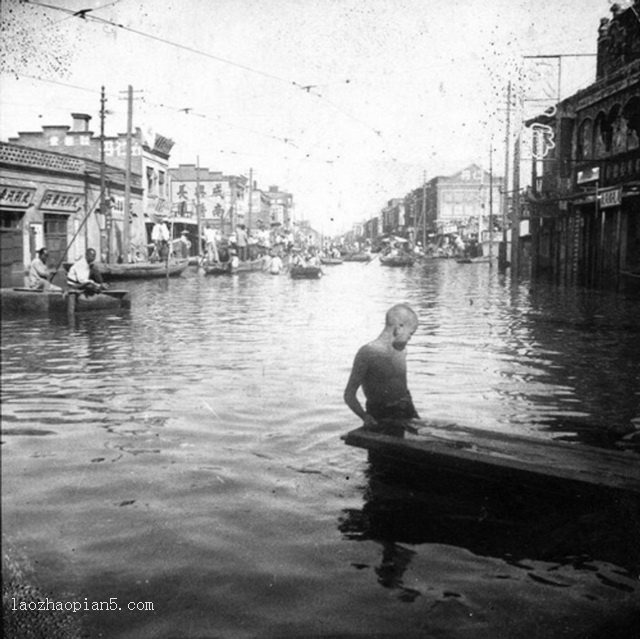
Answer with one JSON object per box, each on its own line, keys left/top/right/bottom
{"left": 421, "top": 171, "right": 427, "bottom": 248}
{"left": 500, "top": 81, "right": 511, "bottom": 270}
{"left": 123, "top": 85, "right": 133, "bottom": 262}
{"left": 99, "top": 86, "right": 109, "bottom": 263}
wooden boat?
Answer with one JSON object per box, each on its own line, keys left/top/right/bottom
{"left": 233, "top": 258, "right": 265, "bottom": 273}
{"left": 99, "top": 259, "right": 189, "bottom": 281}
{"left": 290, "top": 265, "right": 322, "bottom": 279}
{"left": 379, "top": 254, "right": 415, "bottom": 267}
{"left": 320, "top": 257, "right": 343, "bottom": 265}
{"left": 203, "top": 261, "right": 231, "bottom": 276}
{"left": 343, "top": 253, "right": 372, "bottom": 263}
{"left": 456, "top": 256, "right": 491, "bottom": 264}
{"left": 342, "top": 419, "right": 640, "bottom": 496}
{"left": 1, "top": 287, "right": 131, "bottom": 315}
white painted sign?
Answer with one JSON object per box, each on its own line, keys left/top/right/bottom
{"left": 599, "top": 187, "right": 622, "bottom": 209}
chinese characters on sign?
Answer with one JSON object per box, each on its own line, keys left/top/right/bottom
{"left": 41, "top": 191, "right": 82, "bottom": 211}
{"left": 0, "top": 186, "right": 36, "bottom": 207}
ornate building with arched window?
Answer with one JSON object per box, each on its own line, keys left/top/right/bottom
{"left": 527, "top": 1, "right": 640, "bottom": 290}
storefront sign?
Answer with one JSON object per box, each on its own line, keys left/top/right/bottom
{"left": 576, "top": 166, "right": 600, "bottom": 184}
{"left": 0, "top": 186, "right": 36, "bottom": 207}
{"left": 41, "top": 190, "right": 82, "bottom": 211}
{"left": 599, "top": 187, "right": 622, "bottom": 209}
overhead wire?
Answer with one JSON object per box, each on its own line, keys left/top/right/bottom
{"left": 23, "top": 0, "right": 383, "bottom": 139}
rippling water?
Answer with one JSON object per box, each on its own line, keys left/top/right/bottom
{"left": 2, "top": 260, "right": 639, "bottom": 638}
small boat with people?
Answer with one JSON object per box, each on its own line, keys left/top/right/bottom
{"left": 0, "top": 287, "right": 131, "bottom": 315}
{"left": 290, "top": 265, "right": 323, "bottom": 279}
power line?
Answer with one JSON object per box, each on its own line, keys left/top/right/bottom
{"left": 23, "top": 0, "right": 384, "bottom": 139}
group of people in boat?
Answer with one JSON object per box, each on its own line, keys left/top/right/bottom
{"left": 28, "top": 247, "right": 108, "bottom": 294}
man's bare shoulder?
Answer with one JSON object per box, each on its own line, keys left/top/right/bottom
{"left": 356, "top": 338, "right": 388, "bottom": 359}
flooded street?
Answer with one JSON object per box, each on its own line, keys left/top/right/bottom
{"left": 2, "top": 260, "right": 640, "bottom": 638}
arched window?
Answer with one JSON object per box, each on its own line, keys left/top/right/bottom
{"left": 609, "top": 104, "right": 625, "bottom": 155}
{"left": 593, "top": 111, "right": 611, "bottom": 156}
{"left": 623, "top": 96, "right": 640, "bottom": 151}
{"left": 577, "top": 118, "right": 593, "bottom": 160}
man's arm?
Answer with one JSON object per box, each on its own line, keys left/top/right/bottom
{"left": 344, "top": 347, "right": 377, "bottom": 428}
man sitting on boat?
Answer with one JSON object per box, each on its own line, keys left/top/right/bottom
{"left": 28, "top": 248, "right": 62, "bottom": 292}
{"left": 67, "top": 248, "right": 107, "bottom": 294}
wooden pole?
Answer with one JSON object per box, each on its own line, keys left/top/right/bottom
{"left": 421, "top": 171, "right": 427, "bottom": 249}
{"left": 196, "top": 156, "right": 202, "bottom": 257}
{"left": 123, "top": 85, "right": 133, "bottom": 263}
{"left": 100, "top": 86, "right": 108, "bottom": 263}
{"left": 489, "top": 141, "right": 494, "bottom": 265}
{"left": 500, "top": 81, "right": 511, "bottom": 270}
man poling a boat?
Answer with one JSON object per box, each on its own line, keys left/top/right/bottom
{"left": 67, "top": 249, "right": 109, "bottom": 294}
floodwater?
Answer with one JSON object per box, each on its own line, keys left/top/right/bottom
{"left": 2, "top": 259, "right": 639, "bottom": 638}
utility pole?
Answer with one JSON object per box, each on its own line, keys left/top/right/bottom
{"left": 99, "top": 86, "right": 109, "bottom": 263}
{"left": 511, "top": 130, "right": 521, "bottom": 275}
{"left": 196, "top": 156, "right": 202, "bottom": 257}
{"left": 248, "top": 168, "right": 253, "bottom": 228}
{"left": 489, "top": 140, "right": 494, "bottom": 265}
{"left": 500, "top": 80, "right": 511, "bottom": 270}
{"left": 123, "top": 85, "right": 133, "bottom": 262}
{"left": 421, "top": 171, "right": 427, "bottom": 248}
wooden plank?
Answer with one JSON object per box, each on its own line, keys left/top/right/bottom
{"left": 342, "top": 420, "right": 640, "bottom": 495}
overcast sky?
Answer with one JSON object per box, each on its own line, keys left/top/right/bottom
{"left": 0, "top": 0, "right": 613, "bottom": 232}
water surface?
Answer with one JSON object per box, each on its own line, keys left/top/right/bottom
{"left": 2, "top": 260, "right": 639, "bottom": 637}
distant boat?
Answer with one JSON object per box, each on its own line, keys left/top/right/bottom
{"left": 320, "top": 257, "right": 343, "bottom": 265}
{"left": 203, "top": 258, "right": 265, "bottom": 275}
{"left": 379, "top": 254, "right": 415, "bottom": 267}
{"left": 290, "top": 265, "right": 322, "bottom": 279}
{"left": 343, "top": 253, "right": 372, "bottom": 262}
{"left": 232, "top": 258, "right": 265, "bottom": 273}
{"left": 1, "top": 287, "right": 131, "bottom": 315}
{"left": 456, "top": 256, "right": 491, "bottom": 264}
{"left": 99, "top": 259, "right": 190, "bottom": 281}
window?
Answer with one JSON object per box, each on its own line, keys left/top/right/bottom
{"left": 158, "top": 171, "right": 165, "bottom": 197}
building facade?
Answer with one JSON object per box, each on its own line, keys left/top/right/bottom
{"left": 527, "top": 1, "right": 640, "bottom": 289}
{"left": 426, "top": 164, "right": 504, "bottom": 240}
{"left": 0, "top": 142, "right": 142, "bottom": 287}
{"left": 7, "top": 113, "right": 173, "bottom": 261}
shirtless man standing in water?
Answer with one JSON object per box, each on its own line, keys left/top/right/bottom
{"left": 344, "top": 303, "right": 420, "bottom": 430}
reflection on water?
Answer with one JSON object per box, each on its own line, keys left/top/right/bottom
{"left": 2, "top": 261, "right": 640, "bottom": 638}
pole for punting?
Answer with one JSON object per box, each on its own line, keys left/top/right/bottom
{"left": 123, "top": 85, "right": 133, "bottom": 263}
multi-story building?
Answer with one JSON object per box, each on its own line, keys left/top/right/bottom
{"left": 426, "top": 164, "right": 504, "bottom": 241}
{"left": 168, "top": 164, "right": 250, "bottom": 239}
{"left": 380, "top": 198, "right": 407, "bottom": 235}
{"left": 0, "top": 141, "right": 142, "bottom": 286}
{"left": 7, "top": 112, "right": 174, "bottom": 260}
{"left": 527, "top": 1, "right": 640, "bottom": 289}
{"left": 263, "top": 185, "right": 294, "bottom": 228}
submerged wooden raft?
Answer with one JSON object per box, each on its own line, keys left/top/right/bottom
{"left": 342, "top": 420, "right": 640, "bottom": 495}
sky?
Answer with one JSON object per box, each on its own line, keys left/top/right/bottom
{"left": 0, "top": 0, "right": 616, "bottom": 233}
